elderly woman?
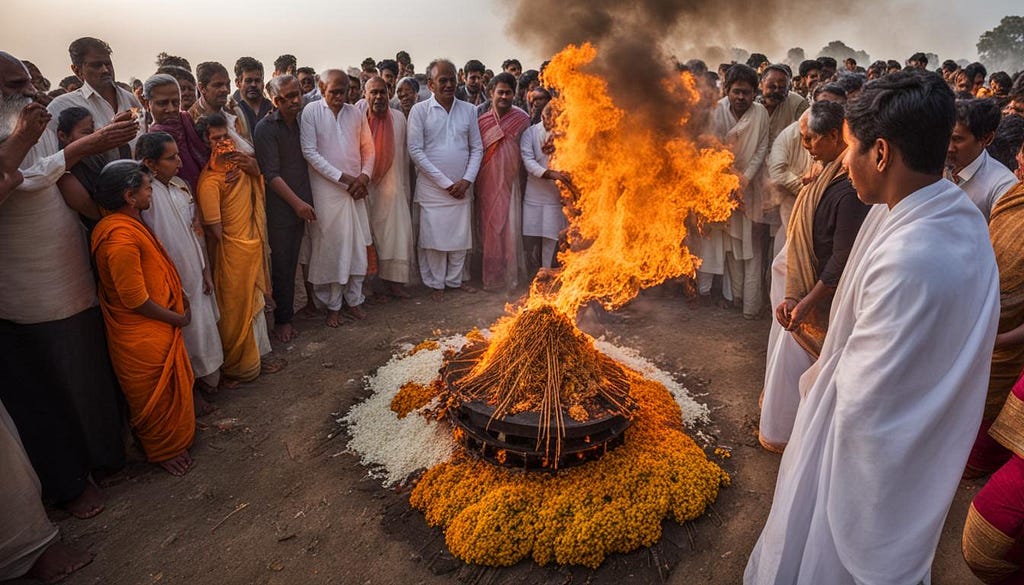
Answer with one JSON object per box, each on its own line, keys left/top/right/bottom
{"left": 393, "top": 76, "right": 420, "bottom": 119}
{"left": 91, "top": 160, "right": 196, "bottom": 476}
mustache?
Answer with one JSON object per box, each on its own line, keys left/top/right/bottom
{"left": 0, "top": 95, "right": 34, "bottom": 143}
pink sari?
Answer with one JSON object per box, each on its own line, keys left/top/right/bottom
{"left": 476, "top": 107, "right": 531, "bottom": 289}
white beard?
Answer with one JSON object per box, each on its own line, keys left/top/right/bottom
{"left": 0, "top": 95, "right": 34, "bottom": 143}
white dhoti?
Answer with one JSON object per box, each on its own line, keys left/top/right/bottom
{"left": 307, "top": 173, "right": 372, "bottom": 307}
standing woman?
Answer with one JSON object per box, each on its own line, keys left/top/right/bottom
{"left": 90, "top": 160, "right": 196, "bottom": 476}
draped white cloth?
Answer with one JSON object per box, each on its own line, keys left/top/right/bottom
{"left": 758, "top": 244, "right": 813, "bottom": 449}
{"left": 767, "top": 121, "right": 813, "bottom": 255}
{"left": 520, "top": 122, "right": 567, "bottom": 240}
{"left": 141, "top": 177, "right": 224, "bottom": 379}
{"left": 693, "top": 99, "right": 769, "bottom": 274}
{"left": 406, "top": 95, "right": 483, "bottom": 252}
{"left": 300, "top": 100, "right": 374, "bottom": 287}
{"left": 745, "top": 180, "right": 1000, "bottom": 585}
{"left": 357, "top": 103, "right": 415, "bottom": 284}
{"left": 0, "top": 131, "right": 97, "bottom": 324}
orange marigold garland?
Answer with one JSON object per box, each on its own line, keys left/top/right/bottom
{"left": 389, "top": 381, "right": 443, "bottom": 419}
{"left": 409, "top": 372, "right": 729, "bottom": 568}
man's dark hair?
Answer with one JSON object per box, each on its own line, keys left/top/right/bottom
{"left": 95, "top": 160, "right": 149, "bottom": 211}
{"left": 815, "top": 84, "right": 847, "bottom": 103}
{"left": 835, "top": 72, "right": 865, "bottom": 95}
{"left": 135, "top": 131, "right": 175, "bottom": 162}
{"left": 196, "top": 62, "right": 229, "bottom": 86}
{"left": 59, "top": 75, "right": 81, "bottom": 90}
{"left": 867, "top": 61, "right": 886, "bottom": 78}
{"left": 818, "top": 56, "right": 837, "bottom": 70}
{"left": 156, "top": 65, "right": 195, "bottom": 87}
{"left": 519, "top": 70, "right": 539, "bottom": 89}
{"left": 799, "top": 59, "right": 822, "bottom": 78}
{"left": 761, "top": 64, "right": 791, "bottom": 81}
{"left": 361, "top": 57, "right": 376, "bottom": 72}
{"left": 846, "top": 69, "right": 954, "bottom": 175}
{"left": 990, "top": 72, "right": 1013, "bottom": 93}
{"left": 909, "top": 52, "right": 928, "bottom": 67}
{"left": 502, "top": 58, "right": 522, "bottom": 70}
{"left": 274, "top": 54, "right": 297, "bottom": 73}
{"left": 746, "top": 53, "right": 769, "bottom": 69}
{"left": 234, "top": 57, "right": 264, "bottom": 79}
{"left": 464, "top": 59, "right": 486, "bottom": 75}
{"left": 807, "top": 99, "right": 845, "bottom": 135}
{"left": 396, "top": 51, "right": 411, "bottom": 65}
{"left": 194, "top": 112, "right": 229, "bottom": 144}
{"left": 963, "top": 62, "right": 987, "bottom": 84}
{"left": 156, "top": 53, "right": 191, "bottom": 72}
{"left": 987, "top": 114, "right": 1024, "bottom": 172}
{"left": 68, "top": 37, "right": 112, "bottom": 67}
{"left": 488, "top": 72, "right": 517, "bottom": 92}
{"left": 56, "top": 106, "right": 91, "bottom": 136}
{"left": 941, "top": 60, "right": 959, "bottom": 74}
{"left": 724, "top": 64, "right": 759, "bottom": 91}
{"left": 296, "top": 66, "right": 316, "bottom": 77}
{"left": 954, "top": 98, "right": 1002, "bottom": 141}
{"left": 377, "top": 59, "right": 399, "bottom": 76}
{"left": 886, "top": 60, "right": 902, "bottom": 71}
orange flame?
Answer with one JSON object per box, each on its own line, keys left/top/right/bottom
{"left": 524, "top": 42, "right": 738, "bottom": 319}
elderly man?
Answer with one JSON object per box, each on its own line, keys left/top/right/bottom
{"left": 47, "top": 37, "right": 142, "bottom": 158}
{"left": 232, "top": 57, "right": 272, "bottom": 140}
{"left": 758, "top": 101, "right": 870, "bottom": 453}
{"left": 408, "top": 59, "right": 484, "bottom": 301}
{"left": 301, "top": 69, "right": 374, "bottom": 327}
{"left": 694, "top": 64, "right": 769, "bottom": 318}
{"left": 358, "top": 77, "right": 414, "bottom": 297}
{"left": 746, "top": 70, "right": 1000, "bottom": 585}
{"left": 946, "top": 99, "right": 1017, "bottom": 220}
{"left": 189, "top": 61, "right": 252, "bottom": 150}
{"left": 758, "top": 65, "right": 809, "bottom": 145}
{"left": 0, "top": 52, "right": 138, "bottom": 518}
{"left": 296, "top": 67, "right": 321, "bottom": 104}
{"left": 254, "top": 75, "right": 316, "bottom": 342}
{"left": 476, "top": 72, "right": 530, "bottom": 292}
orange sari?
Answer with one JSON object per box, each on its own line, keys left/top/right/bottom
{"left": 91, "top": 213, "right": 195, "bottom": 462}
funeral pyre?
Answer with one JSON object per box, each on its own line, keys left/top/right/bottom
{"left": 344, "top": 42, "right": 739, "bottom": 568}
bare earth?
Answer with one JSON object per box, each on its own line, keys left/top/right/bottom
{"left": 9, "top": 285, "right": 980, "bottom": 585}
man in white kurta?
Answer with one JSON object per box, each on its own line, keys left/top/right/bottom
{"left": 520, "top": 107, "right": 568, "bottom": 270}
{"left": 139, "top": 134, "right": 224, "bottom": 387}
{"left": 745, "top": 70, "right": 1001, "bottom": 585}
{"left": 694, "top": 66, "right": 769, "bottom": 317}
{"left": 407, "top": 59, "right": 483, "bottom": 299}
{"left": 300, "top": 70, "right": 375, "bottom": 326}
{"left": 358, "top": 77, "right": 414, "bottom": 293}
{"left": 766, "top": 115, "right": 813, "bottom": 255}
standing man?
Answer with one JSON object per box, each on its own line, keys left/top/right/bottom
{"left": 758, "top": 65, "right": 808, "bottom": 145}
{"left": 232, "top": 57, "right": 272, "bottom": 141}
{"left": 273, "top": 55, "right": 297, "bottom": 78}
{"left": 456, "top": 60, "right": 487, "bottom": 106}
{"left": 476, "top": 72, "right": 530, "bottom": 292}
{"left": 376, "top": 60, "right": 400, "bottom": 98}
{"left": 745, "top": 70, "right": 1000, "bottom": 584}
{"left": 189, "top": 61, "right": 253, "bottom": 150}
{"left": 254, "top": 75, "right": 316, "bottom": 343}
{"left": 946, "top": 98, "right": 1017, "bottom": 220}
{"left": 48, "top": 37, "right": 142, "bottom": 157}
{"left": 408, "top": 59, "right": 483, "bottom": 301}
{"left": 300, "top": 70, "right": 374, "bottom": 327}
{"left": 796, "top": 60, "right": 822, "bottom": 98}
{"left": 358, "top": 77, "right": 414, "bottom": 297}
{"left": 501, "top": 59, "right": 523, "bottom": 80}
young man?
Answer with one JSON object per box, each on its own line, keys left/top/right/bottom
{"left": 232, "top": 57, "right": 272, "bottom": 140}
{"left": 945, "top": 98, "right": 1017, "bottom": 220}
{"left": 745, "top": 69, "right": 1000, "bottom": 585}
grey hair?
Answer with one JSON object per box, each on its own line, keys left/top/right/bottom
{"left": 143, "top": 74, "right": 179, "bottom": 100}
{"left": 267, "top": 74, "right": 297, "bottom": 98}
{"left": 807, "top": 100, "right": 845, "bottom": 135}
{"left": 396, "top": 76, "right": 419, "bottom": 93}
{"left": 425, "top": 59, "right": 455, "bottom": 81}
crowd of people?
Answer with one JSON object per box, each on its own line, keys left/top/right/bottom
{"left": 1, "top": 34, "right": 1024, "bottom": 584}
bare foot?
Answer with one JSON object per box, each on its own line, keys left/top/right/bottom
{"left": 193, "top": 387, "right": 217, "bottom": 417}
{"left": 63, "top": 479, "right": 104, "bottom": 520}
{"left": 457, "top": 284, "right": 478, "bottom": 294}
{"left": 326, "top": 310, "right": 342, "bottom": 328}
{"left": 388, "top": 282, "right": 411, "bottom": 299}
{"left": 344, "top": 304, "right": 367, "bottom": 320}
{"left": 158, "top": 450, "right": 193, "bottom": 476}
{"left": 27, "top": 541, "right": 93, "bottom": 583}
{"left": 261, "top": 357, "right": 287, "bottom": 374}
{"left": 273, "top": 322, "right": 297, "bottom": 343}
{"left": 430, "top": 289, "right": 445, "bottom": 302}
{"left": 218, "top": 377, "right": 242, "bottom": 390}
{"left": 296, "top": 302, "right": 319, "bottom": 319}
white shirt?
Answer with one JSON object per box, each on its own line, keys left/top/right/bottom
{"left": 47, "top": 81, "right": 143, "bottom": 157}
{"left": 767, "top": 120, "right": 812, "bottom": 201}
{"left": 300, "top": 100, "right": 374, "bottom": 183}
{"left": 955, "top": 149, "right": 1017, "bottom": 220}
{"left": 0, "top": 131, "right": 97, "bottom": 324}
{"left": 406, "top": 94, "right": 483, "bottom": 204}
{"left": 520, "top": 122, "right": 560, "bottom": 206}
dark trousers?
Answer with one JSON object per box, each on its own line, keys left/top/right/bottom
{"left": 0, "top": 307, "right": 125, "bottom": 502}
{"left": 268, "top": 217, "right": 305, "bottom": 325}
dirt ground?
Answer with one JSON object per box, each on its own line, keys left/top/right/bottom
{"left": 9, "top": 283, "right": 982, "bottom": 585}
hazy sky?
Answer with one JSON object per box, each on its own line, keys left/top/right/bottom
{"left": 2, "top": 0, "right": 1021, "bottom": 84}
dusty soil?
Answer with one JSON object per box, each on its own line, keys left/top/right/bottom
{"left": 10, "top": 284, "right": 980, "bottom": 585}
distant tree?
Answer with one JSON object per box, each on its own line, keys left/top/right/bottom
{"left": 977, "top": 16, "right": 1024, "bottom": 74}
{"left": 785, "top": 47, "right": 806, "bottom": 68}
{"left": 817, "top": 41, "right": 870, "bottom": 65}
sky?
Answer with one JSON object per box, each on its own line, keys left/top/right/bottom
{"left": 2, "top": 0, "right": 1021, "bottom": 85}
